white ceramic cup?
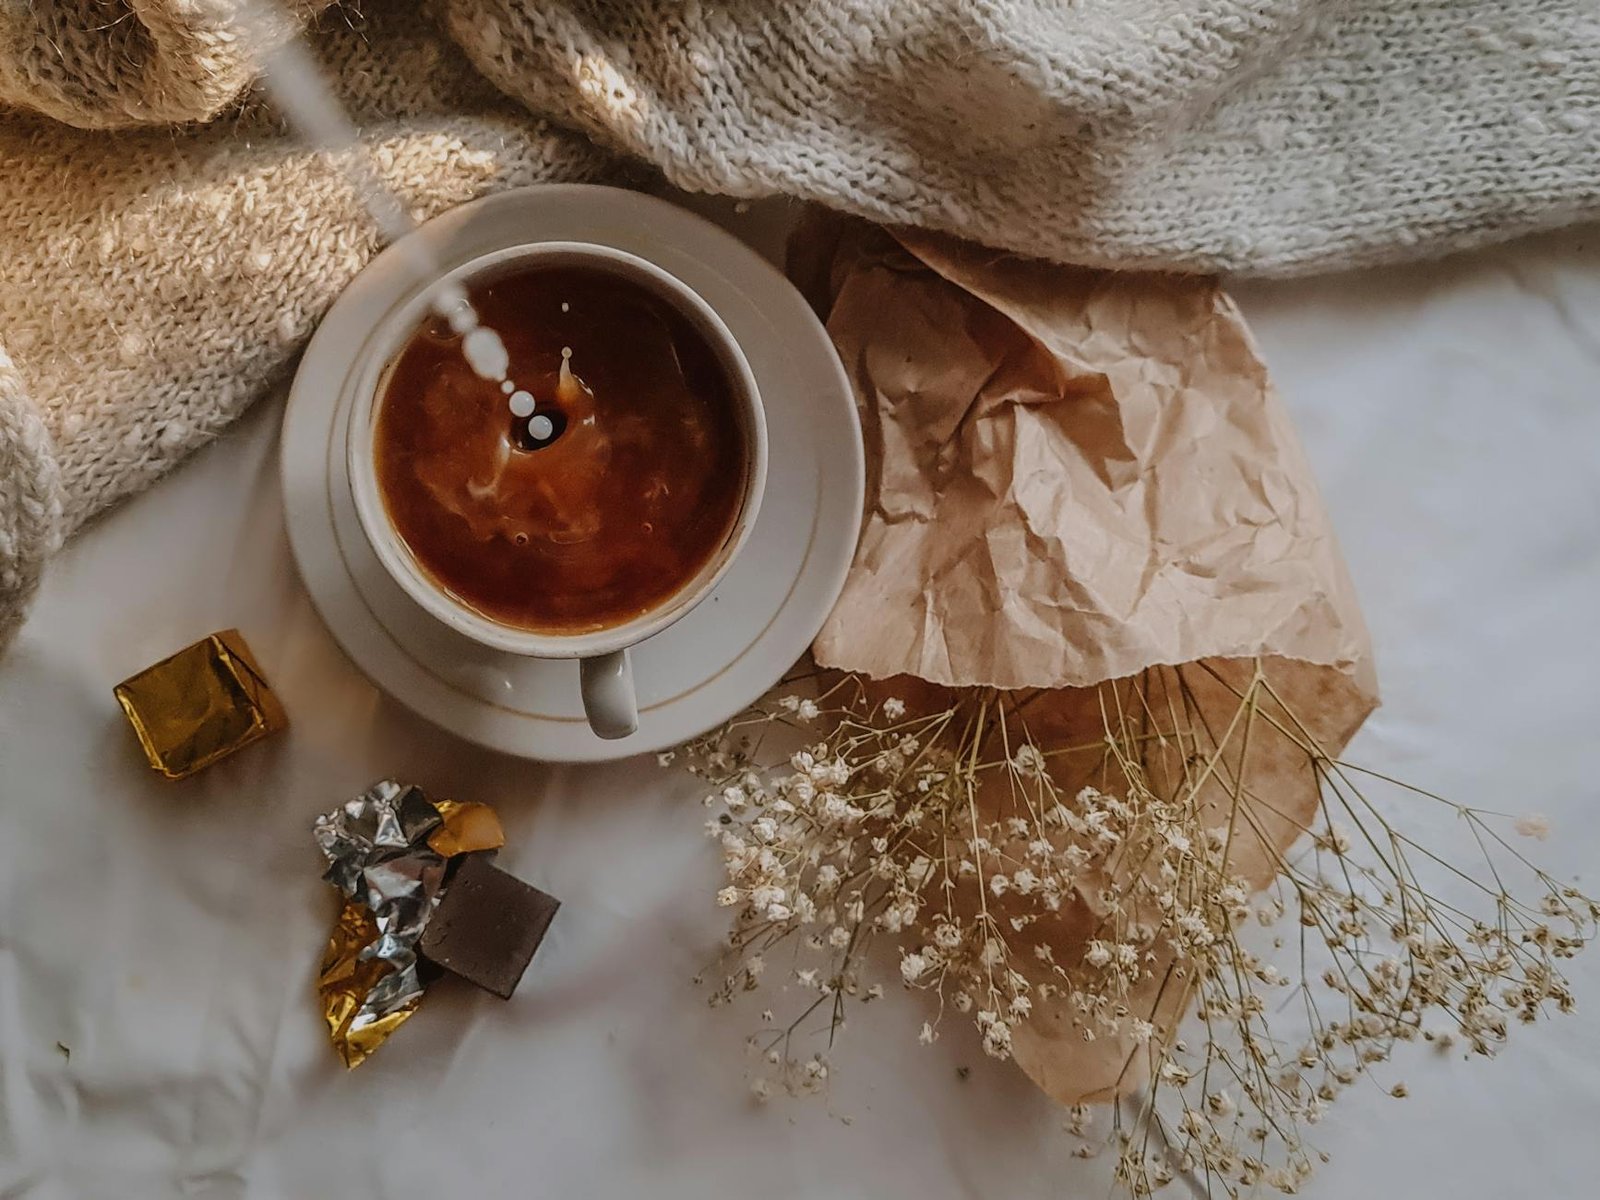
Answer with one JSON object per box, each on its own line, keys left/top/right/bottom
{"left": 346, "top": 241, "right": 768, "bottom": 740}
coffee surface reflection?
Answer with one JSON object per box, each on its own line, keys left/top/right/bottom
{"left": 374, "top": 265, "right": 748, "bottom": 633}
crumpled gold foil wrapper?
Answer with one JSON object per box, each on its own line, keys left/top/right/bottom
{"left": 113, "top": 629, "right": 287, "bottom": 779}
{"left": 318, "top": 900, "right": 419, "bottom": 1069}
{"left": 427, "top": 799, "right": 506, "bottom": 858}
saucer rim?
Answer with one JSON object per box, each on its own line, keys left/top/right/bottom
{"left": 281, "top": 185, "right": 863, "bottom": 762}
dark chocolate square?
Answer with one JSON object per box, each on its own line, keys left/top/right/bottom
{"left": 420, "top": 854, "right": 559, "bottom": 999}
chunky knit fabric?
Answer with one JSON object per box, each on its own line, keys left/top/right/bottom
{"left": 443, "top": 0, "right": 1600, "bottom": 275}
{"left": 2, "top": 0, "right": 1598, "bottom": 642}
{"left": 0, "top": 0, "right": 328, "bottom": 128}
{"left": 0, "top": 349, "right": 60, "bottom": 648}
{"left": 0, "top": 3, "right": 616, "bottom": 646}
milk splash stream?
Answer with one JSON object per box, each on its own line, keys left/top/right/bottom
{"left": 240, "top": 1, "right": 527, "bottom": 416}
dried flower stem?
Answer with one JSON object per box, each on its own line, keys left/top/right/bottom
{"left": 680, "top": 660, "right": 1594, "bottom": 1195}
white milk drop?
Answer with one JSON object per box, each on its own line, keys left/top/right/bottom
{"left": 445, "top": 304, "right": 477, "bottom": 336}
{"left": 462, "top": 328, "right": 511, "bottom": 384}
{"left": 528, "top": 414, "right": 555, "bottom": 440}
{"left": 431, "top": 282, "right": 480, "bottom": 336}
{"left": 509, "top": 391, "right": 536, "bottom": 419}
{"left": 427, "top": 280, "right": 516, "bottom": 394}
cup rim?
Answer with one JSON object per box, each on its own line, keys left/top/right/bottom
{"left": 345, "top": 240, "right": 769, "bottom": 659}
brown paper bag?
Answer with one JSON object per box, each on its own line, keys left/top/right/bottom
{"left": 791, "top": 217, "right": 1378, "bottom": 1104}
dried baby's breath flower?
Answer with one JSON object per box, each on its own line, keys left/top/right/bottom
{"left": 1514, "top": 814, "right": 1551, "bottom": 840}
{"left": 683, "top": 663, "right": 1594, "bottom": 1194}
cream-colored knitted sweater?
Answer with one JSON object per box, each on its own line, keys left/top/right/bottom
{"left": 3, "top": 0, "right": 1598, "bottom": 644}
{"left": 0, "top": 3, "right": 618, "bottom": 645}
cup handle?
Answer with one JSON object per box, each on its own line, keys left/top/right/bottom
{"left": 580, "top": 650, "right": 638, "bottom": 740}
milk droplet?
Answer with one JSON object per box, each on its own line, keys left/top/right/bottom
{"left": 555, "top": 350, "right": 584, "bottom": 405}
{"left": 462, "top": 327, "right": 510, "bottom": 382}
{"left": 529, "top": 414, "right": 555, "bottom": 440}
{"left": 430, "top": 282, "right": 480, "bottom": 335}
{"left": 561, "top": 302, "right": 570, "bottom": 313}
{"left": 509, "top": 391, "right": 536, "bottom": 418}
{"left": 501, "top": 380, "right": 515, "bottom": 394}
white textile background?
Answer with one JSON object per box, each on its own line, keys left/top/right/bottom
{"left": 2, "top": 199, "right": 1598, "bottom": 1199}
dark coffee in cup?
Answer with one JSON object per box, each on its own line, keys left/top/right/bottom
{"left": 373, "top": 264, "right": 749, "bottom": 634}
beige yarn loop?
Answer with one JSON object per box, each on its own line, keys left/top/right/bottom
{"left": 0, "top": 0, "right": 328, "bottom": 128}
{"left": 0, "top": 349, "right": 63, "bottom": 649}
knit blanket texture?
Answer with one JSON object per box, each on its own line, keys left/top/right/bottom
{"left": 2, "top": 0, "right": 1598, "bottom": 644}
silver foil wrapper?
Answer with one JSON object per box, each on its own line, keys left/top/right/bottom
{"left": 314, "top": 779, "right": 450, "bottom": 1047}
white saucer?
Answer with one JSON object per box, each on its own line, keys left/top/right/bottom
{"left": 281, "top": 186, "right": 863, "bottom": 762}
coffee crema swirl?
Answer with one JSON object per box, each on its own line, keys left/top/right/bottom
{"left": 374, "top": 264, "right": 748, "bottom": 634}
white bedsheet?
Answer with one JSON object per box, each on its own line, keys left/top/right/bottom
{"left": 3, "top": 200, "right": 1597, "bottom": 1199}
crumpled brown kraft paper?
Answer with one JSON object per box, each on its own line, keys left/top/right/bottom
{"left": 795, "top": 217, "right": 1375, "bottom": 694}
{"left": 791, "top": 216, "right": 1378, "bottom": 1105}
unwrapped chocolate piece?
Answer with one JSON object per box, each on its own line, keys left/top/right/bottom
{"left": 420, "top": 853, "right": 560, "bottom": 1000}
{"left": 113, "top": 628, "right": 287, "bottom": 779}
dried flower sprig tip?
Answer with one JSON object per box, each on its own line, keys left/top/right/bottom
{"left": 683, "top": 663, "right": 1594, "bottom": 1196}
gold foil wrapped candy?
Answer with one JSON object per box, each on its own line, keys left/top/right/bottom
{"left": 113, "top": 629, "right": 287, "bottom": 779}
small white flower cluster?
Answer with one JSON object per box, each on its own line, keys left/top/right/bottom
{"left": 679, "top": 669, "right": 1597, "bottom": 1199}
{"left": 689, "top": 684, "right": 1084, "bottom": 1093}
